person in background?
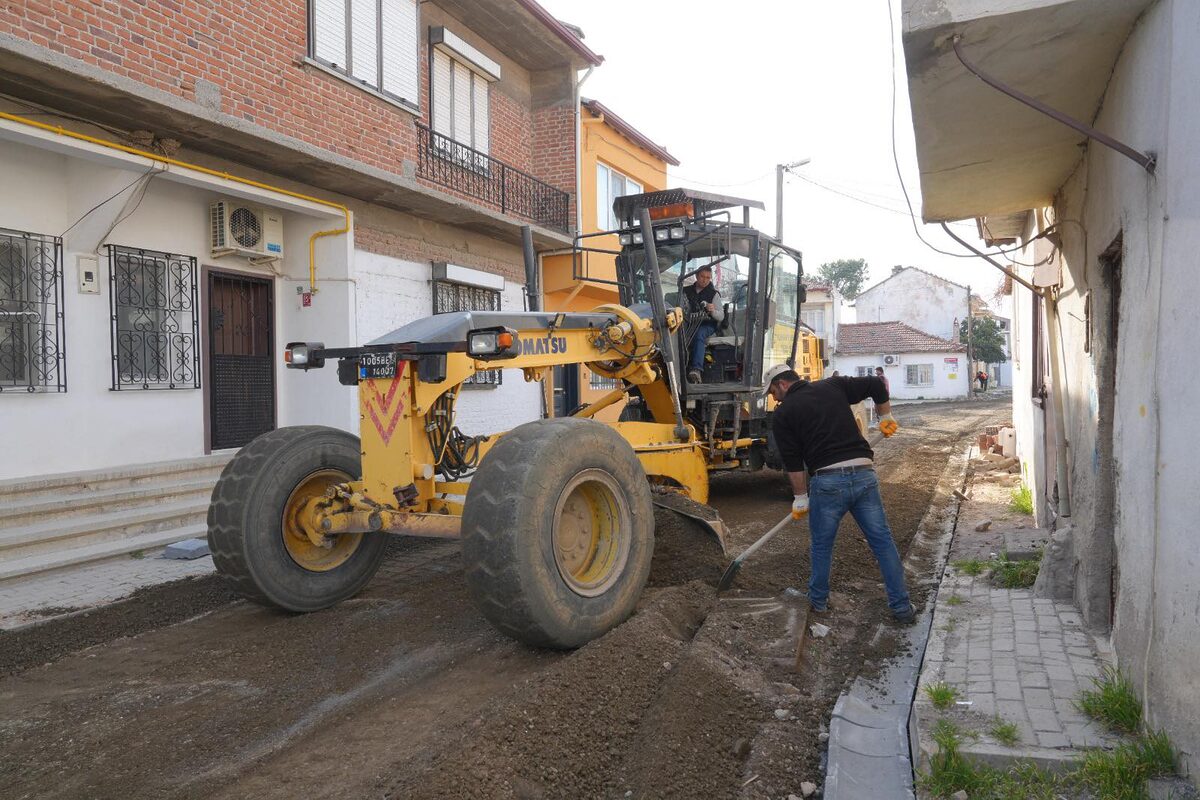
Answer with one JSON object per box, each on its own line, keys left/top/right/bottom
{"left": 875, "top": 366, "right": 889, "bottom": 393}
{"left": 684, "top": 265, "right": 724, "bottom": 383}
{"left": 763, "top": 365, "right": 915, "bottom": 623}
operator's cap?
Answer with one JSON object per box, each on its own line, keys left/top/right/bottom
{"left": 762, "top": 363, "right": 792, "bottom": 395}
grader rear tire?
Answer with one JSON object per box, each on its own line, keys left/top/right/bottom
{"left": 207, "top": 426, "right": 388, "bottom": 612}
{"left": 461, "top": 417, "right": 654, "bottom": 649}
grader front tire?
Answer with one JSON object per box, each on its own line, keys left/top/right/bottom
{"left": 461, "top": 418, "right": 654, "bottom": 649}
{"left": 207, "top": 426, "right": 388, "bottom": 612}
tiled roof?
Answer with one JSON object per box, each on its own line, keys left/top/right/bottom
{"left": 836, "top": 321, "right": 967, "bottom": 354}
{"left": 581, "top": 99, "right": 679, "bottom": 166}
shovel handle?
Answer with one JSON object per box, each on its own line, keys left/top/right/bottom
{"left": 732, "top": 514, "right": 795, "bottom": 564}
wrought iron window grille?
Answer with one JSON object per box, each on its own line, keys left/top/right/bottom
{"left": 108, "top": 245, "right": 200, "bottom": 390}
{"left": 589, "top": 371, "right": 620, "bottom": 391}
{"left": 432, "top": 279, "right": 502, "bottom": 387}
{"left": 0, "top": 228, "right": 66, "bottom": 393}
{"left": 416, "top": 122, "right": 570, "bottom": 234}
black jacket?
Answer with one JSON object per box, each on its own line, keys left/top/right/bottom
{"left": 771, "top": 376, "right": 890, "bottom": 474}
{"left": 683, "top": 282, "right": 717, "bottom": 313}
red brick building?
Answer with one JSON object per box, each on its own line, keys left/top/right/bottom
{"left": 0, "top": 1, "right": 600, "bottom": 573}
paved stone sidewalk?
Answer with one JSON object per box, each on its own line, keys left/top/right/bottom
{"left": 912, "top": 470, "right": 1125, "bottom": 771}
{"left": 0, "top": 549, "right": 214, "bottom": 630}
{"left": 917, "top": 572, "right": 1120, "bottom": 758}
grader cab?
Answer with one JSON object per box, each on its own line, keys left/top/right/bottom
{"left": 207, "top": 189, "right": 827, "bottom": 649}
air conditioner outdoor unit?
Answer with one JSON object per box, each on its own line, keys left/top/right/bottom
{"left": 210, "top": 200, "right": 284, "bottom": 264}
{"left": 882, "top": 354, "right": 901, "bottom": 366}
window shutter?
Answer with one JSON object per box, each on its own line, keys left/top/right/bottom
{"left": 380, "top": 0, "right": 418, "bottom": 103}
{"left": 312, "top": 0, "right": 347, "bottom": 68}
{"left": 472, "top": 73, "right": 489, "bottom": 155}
{"left": 452, "top": 61, "right": 472, "bottom": 146}
{"left": 350, "top": 0, "right": 379, "bottom": 86}
{"left": 431, "top": 49, "right": 453, "bottom": 136}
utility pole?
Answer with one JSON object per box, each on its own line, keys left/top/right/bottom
{"left": 775, "top": 158, "right": 812, "bottom": 241}
{"left": 966, "top": 285, "right": 974, "bottom": 386}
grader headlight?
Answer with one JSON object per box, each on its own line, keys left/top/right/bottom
{"left": 468, "top": 327, "right": 518, "bottom": 360}
{"left": 284, "top": 341, "right": 325, "bottom": 370}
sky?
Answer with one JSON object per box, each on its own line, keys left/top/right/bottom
{"left": 537, "top": 0, "right": 1013, "bottom": 315}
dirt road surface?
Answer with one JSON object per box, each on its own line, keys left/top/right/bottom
{"left": 0, "top": 398, "right": 1008, "bottom": 800}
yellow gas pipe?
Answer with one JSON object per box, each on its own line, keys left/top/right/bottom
{"left": 0, "top": 109, "right": 349, "bottom": 293}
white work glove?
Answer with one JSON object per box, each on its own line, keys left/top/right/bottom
{"left": 879, "top": 413, "right": 899, "bottom": 438}
{"left": 792, "top": 494, "right": 810, "bottom": 520}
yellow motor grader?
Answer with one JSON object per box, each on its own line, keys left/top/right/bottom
{"left": 207, "top": 190, "right": 824, "bottom": 648}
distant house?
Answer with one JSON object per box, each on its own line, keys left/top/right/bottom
{"left": 800, "top": 282, "right": 843, "bottom": 355}
{"left": 834, "top": 321, "right": 969, "bottom": 400}
{"left": 969, "top": 294, "right": 1012, "bottom": 388}
{"left": 855, "top": 267, "right": 969, "bottom": 342}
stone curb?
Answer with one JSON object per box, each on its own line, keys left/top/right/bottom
{"left": 824, "top": 440, "right": 973, "bottom": 800}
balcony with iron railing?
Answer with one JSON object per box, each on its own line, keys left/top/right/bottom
{"left": 415, "top": 122, "right": 570, "bottom": 234}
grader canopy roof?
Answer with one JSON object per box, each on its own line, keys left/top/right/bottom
{"left": 612, "top": 189, "right": 765, "bottom": 227}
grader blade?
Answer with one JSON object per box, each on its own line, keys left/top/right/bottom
{"left": 650, "top": 490, "right": 730, "bottom": 554}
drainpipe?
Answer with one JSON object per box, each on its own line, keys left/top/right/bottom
{"left": 573, "top": 66, "right": 595, "bottom": 237}
{"left": 1042, "top": 291, "right": 1072, "bottom": 517}
{"left": 941, "top": 223, "right": 1072, "bottom": 518}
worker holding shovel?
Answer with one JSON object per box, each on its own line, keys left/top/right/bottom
{"left": 762, "top": 366, "right": 915, "bottom": 623}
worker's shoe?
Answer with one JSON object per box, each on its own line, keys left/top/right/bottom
{"left": 892, "top": 602, "right": 917, "bottom": 624}
{"left": 687, "top": 369, "right": 702, "bottom": 384}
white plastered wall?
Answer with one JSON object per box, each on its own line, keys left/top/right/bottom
{"left": 1006, "top": 0, "right": 1199, "bottom": 769}
{"left": 832, "top": 352, "right": 969, "bottom": 400}
{"left": 0, "top": 135, "right": 350, "bottom": 479}
{"left": 854, "top": 269, "right": 969, "bottom": 341}
{"left": 352, "top": 250, "right": 542, "bottom": 438}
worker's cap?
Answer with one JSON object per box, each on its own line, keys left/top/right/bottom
{"left": 762, "top": 363, "right": 793, "bottom": 395}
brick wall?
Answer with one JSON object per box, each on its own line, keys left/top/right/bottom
{"left": 1, "top": 0, "right": 565, "bottom": 217}
{"left": 355, "top": 225, "right": 523, "bottom": 283}
{"left": 532, "top": 103, "right": 577, "bottom": 226}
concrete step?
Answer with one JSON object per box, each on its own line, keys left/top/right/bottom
{"left": 0, "top": 453, "right": 234, "bottom": 503}
{"left": 0, "top": 523, "right": 210, "bottom": 582}
{"left": 0, "top": 500, "right": 210, "bottom": 560}
{"left": 0, "top": 478, "right": 216, "bottom": 527}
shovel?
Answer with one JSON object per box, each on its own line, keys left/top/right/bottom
{"left": 718, "top": 514, "right": 795, "bottom": 592}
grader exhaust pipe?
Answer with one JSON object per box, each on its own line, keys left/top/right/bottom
{"left": 637, "top": 209, "right": 691, "bottom": 443}
{"left": 521, "top": 225, "right": 541, "bottom": 313}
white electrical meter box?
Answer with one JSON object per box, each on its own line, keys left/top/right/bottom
{"left": 77, "top": 254, "right": 100, "bottom": 294}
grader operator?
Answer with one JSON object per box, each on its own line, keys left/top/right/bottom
{"left": 207, "top": 189, "right": 824, "bottom": 649}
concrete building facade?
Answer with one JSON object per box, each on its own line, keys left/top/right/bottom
{"left": 904, "top": 0, "right": 1199, "bottom": 775}
{"left": 0, "top": 1, "right": 600, "bottom": 574}
{"left": 799, "top": 282, "right": 844, "bottom": 356}
{"left": 542, "top": 97, "right": 677, "bottom": 421}
{"left": 854, "top": 266, "right": 969, "bottom": 343}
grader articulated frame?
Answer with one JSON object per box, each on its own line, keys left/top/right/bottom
{"left": 208, "top": 198, "right": 821, "bottom": 648}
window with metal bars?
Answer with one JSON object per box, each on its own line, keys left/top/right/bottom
{"left": 905, "top": 363, "right": 934, "bottom": 387}
{"left": 109, "top": 245, "right": 200, "bottom": 390}
{"left": 588, "top": 370, "right": 619, "bottom": 391}
{"left": 0, "top": 227, "right": 65, "bottom": 393}
{"left": 432, "top": 280, "right": 501, "bottom": 386}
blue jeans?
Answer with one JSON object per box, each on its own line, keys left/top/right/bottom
{"left": 689, "top": 321, "right": 718, "bottom": 372}
{"left": 807, "top": 469, "right": 911, "bottom": 614}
